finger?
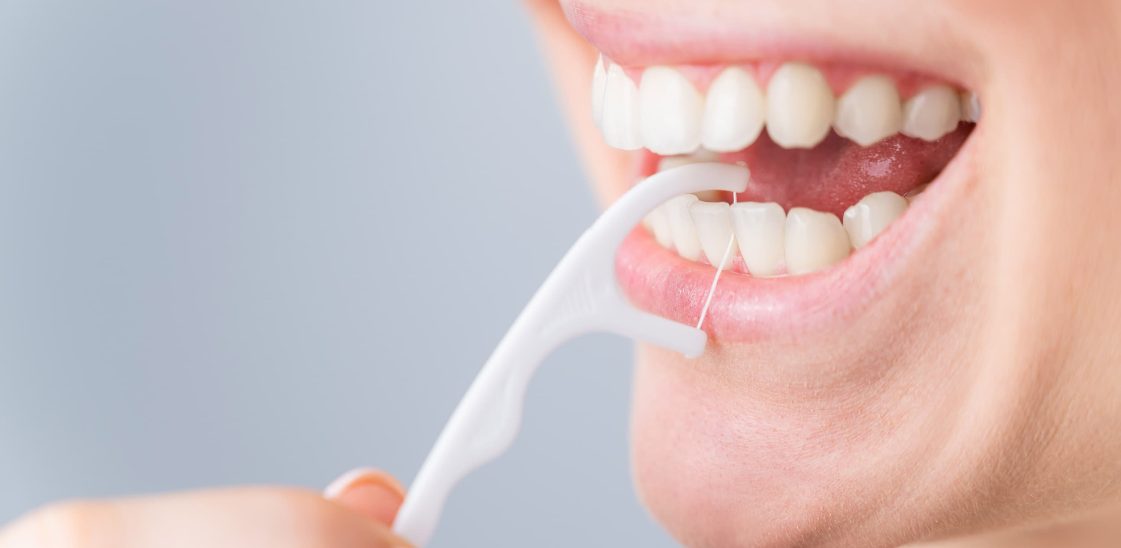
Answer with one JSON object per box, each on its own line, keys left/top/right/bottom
{"left": 0, "top": 487, "right": 411, "bottom": 548}
{"left": 324, "top": 468, "right": 406, "bottom": 527}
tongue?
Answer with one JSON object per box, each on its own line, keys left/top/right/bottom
{"left": 725, "top": 124, "right": 971, "bottom": 215}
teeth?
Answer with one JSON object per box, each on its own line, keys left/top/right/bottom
{"left": 701, "top": 67, "right": 766, "bottom": 152}
{"left": 601, "top": 63, "right": 643, "bottom": 150}
{"left": 902, "top": 85, "right": 961, "bottom": 141}
{"left": 960, "top": 90, "right": 981, "bottom": 123}
{"left": 834, "top": 75, "right": 903, "bottom": 146}
{"left": 664, "top": 194, "right": 703, "bottom": 261}
{"left": 785, "top": 208, "right": 851, "bottom": 275}
{"left": 689, "top": 201, "right": 736, "bottom": 269}
{"left": 638, "top": 66, "right": 704, "bottom": 155}
{"left": 594, "top": 56, "right": 977, "bottom": 151}
{"left": 592, "top": 55, "right": 607, "bottom": 128}
{"left": 766, "top": 62, "right": 835, "bottom": 149}
{"left": 644, "top": 205, "right": 674, "bottom": 248}
{"left": 652, "top": 189, "right": 915, "bottom": 275}
{"left": 842, "top": 191, "right": 908, "bottom": 249}
{"left": 731, "top": 202, "right": 786, "bottom": 277}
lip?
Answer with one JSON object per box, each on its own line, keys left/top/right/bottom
{"left": 562, "top": 0, "right": 982, "bottom": 89}
{"left": 616, "top": 130, "right": 978, "bottom": 343}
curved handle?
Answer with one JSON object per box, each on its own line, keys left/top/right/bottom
{"left": 393, "top": 163, "right": 750, "bottom": 546}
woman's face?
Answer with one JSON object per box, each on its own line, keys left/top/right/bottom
{"left": 529, "top": 0, "right": 1121, "bottom": 545}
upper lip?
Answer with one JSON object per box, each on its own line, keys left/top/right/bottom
{"left": 562, "top": 0, "right": 982, "bottom": 88}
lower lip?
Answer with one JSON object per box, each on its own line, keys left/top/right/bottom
{"left": 614, "top": 136, "right": 978, "bottom": 344}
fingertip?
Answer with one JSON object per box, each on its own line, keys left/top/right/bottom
{"left": 324, "top": 468, "right": 406, "bottom": 528}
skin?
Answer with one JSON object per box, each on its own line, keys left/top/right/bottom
{"left": 5, "top": 2, "right": 1120, "bottom": 547}
{"left": 526, "top": 0, "right": 1121, "bottom": 546}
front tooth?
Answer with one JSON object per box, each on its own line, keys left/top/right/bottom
{"left": 834, "top": 75, "right": 902, "bottom": 146}
{"left": 701, "top": 67, "right": 766, "bottom": 152}
{"left": 960, "top": 90, "right": 981, "bottom": 122}
{"left": 901, "top": 85, "right": 961, "bottom": 141}
{"left": 842, "top": 191, "right": 908, "bottom": 249}
{"left": 601, "top": 63, "right": 642, "bottom": 150}
{"left": 638, "top": 66, "right": 704, "bottom": 155}
{"left": 592, "top": 55, "right": 607, "bottom": 128}
{"left": 689, "top": 201, "right": 736, "bottom": 269}
{"left": 664, "top": 194, "right": 703, "bottom": 261}
{"left": 766, "top": 62, "right": 835, "bottom": 149}
{"left": 644, "top": 204, "right": 674, "bottom": 248}
{"left": 731, "top": 202, "right": 786, "bottom": 277}
{"left": 785, "top": 208, "right": 851, "bottom": 274}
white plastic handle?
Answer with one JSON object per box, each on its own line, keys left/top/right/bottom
{"left": 393, "top": 163, "right": 750, "bottom": 546}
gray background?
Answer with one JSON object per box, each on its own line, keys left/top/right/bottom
{"left": 0, "top": 1, "right": 675, "bottom": 546}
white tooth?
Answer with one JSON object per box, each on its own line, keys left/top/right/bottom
{"left": 731, "top": 201, "right": 786, "bottom": 277}
{"left": 645, "top": 204, "right": 674, "bottom": 248}
{"left": 901, "top": 85, "right": 961, "bottom": 141}
{"left": 601, "top": 63, "right": 642, "bottom": 150}
{"left": 766, "top": 62, "right": 835, "bottom": 149}
{"left": 834, "top": 75, "right": 902, "bottom": 146}
{"left": 842, "top": 191, "right": 908, "bottom": 249}
{"left": 785, "top": 208, "right": 851, "bottom": 274}
{"left": 689, "top": 201, "right": 736, "bottom": 269}
{"left": 960, "top": 90, "right": 981, "bottom": 122}
{"left": 701, "top": 67, "right": 765, "bottom": 152}
{"left": 664, "top": 194, "right": 703, "bottom": 261}
{"left": 638, "top": 66, "right": 704, "bottom": 155}
{"left": 592, "top": 55, "right": 607, "bottom": 128}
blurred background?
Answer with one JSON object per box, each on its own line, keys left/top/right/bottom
{"left": 0, "top": 1, "right": 675, "bottom": 545}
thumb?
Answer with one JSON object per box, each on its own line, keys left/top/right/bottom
{"left": 324, "top": 468, "right": 406, "bottom": 528}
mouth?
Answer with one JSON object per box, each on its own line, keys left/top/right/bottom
{"left": 580, "top": 12, "right": 979, "bottom": 342}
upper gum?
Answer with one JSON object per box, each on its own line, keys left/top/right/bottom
{"left": 615, "top": 60, "right": 964, "bottom": 99}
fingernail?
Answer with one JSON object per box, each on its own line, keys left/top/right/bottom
{"left": 324, "top": 467, "right": 407, "bottom": 527}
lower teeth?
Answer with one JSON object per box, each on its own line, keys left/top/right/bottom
{"left": 644, "top": 181, "right": 915, "bottom": 276}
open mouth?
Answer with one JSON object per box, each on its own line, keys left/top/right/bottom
{"left": 589, "top": 51, "right": 978, "bottom": 340}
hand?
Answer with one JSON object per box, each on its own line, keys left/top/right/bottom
{"left": 0, "top": 468, "right": 411, "bottom": 547}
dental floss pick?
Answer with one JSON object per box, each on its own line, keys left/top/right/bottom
{"left": 392, "top": 163, "right": 750, "bottom": 546}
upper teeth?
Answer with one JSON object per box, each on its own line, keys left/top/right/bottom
{"left": 592, "top": 57, "right": 978, "bottom": 154}
{"left": 766, "top": 62, "right": 836, "bottom": 149}
{"left": 901, "top": 85, "right": 963, "bottom": 141}
{"left": 834, "top": 75, "right": 903, "bottom": 146}
{"left": 702, "top": 67, "right": 766, "bottom": 153}
{"left": 600, "top": 63, "right": 643, "bottom": 149}
{"left": 639, "top": 66, "right": 705, "bottom": 155}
